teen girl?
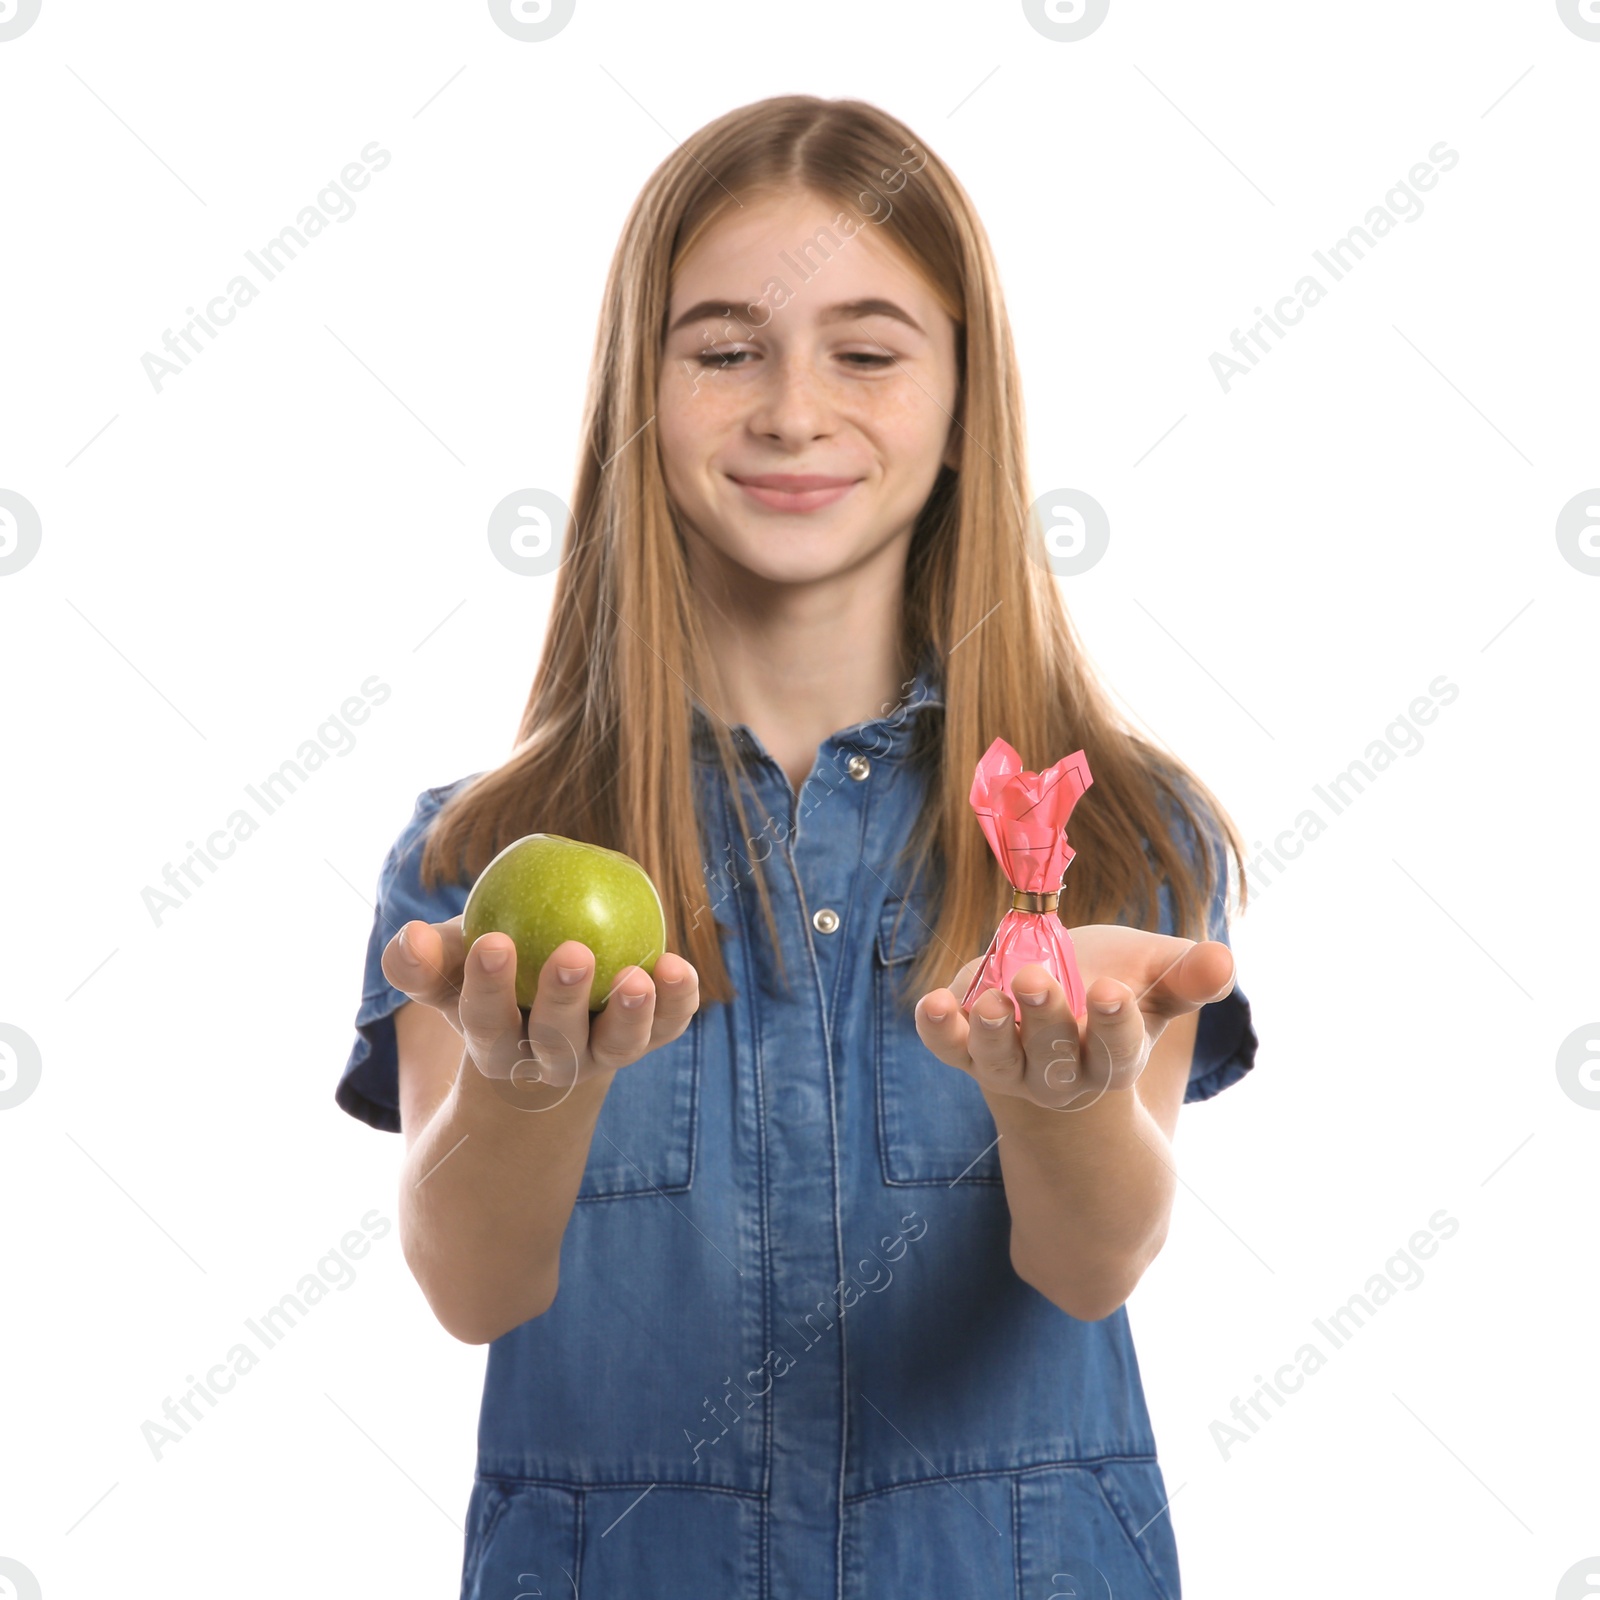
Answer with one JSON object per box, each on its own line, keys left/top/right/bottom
{"left": 339, "top": 94, "right": 1258, "bottom": 1600}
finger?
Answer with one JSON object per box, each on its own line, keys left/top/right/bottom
{"left": 915, "top": 947, "right": 985, "bottom": 1062}
{"left": 1185, "top": 939, "right": 1237, "bottom": 1004}
{"left": 1120, "top": 930, "right": 1236, "bottom": 1016}
{"left": 382, "top": 917, "right": 467, "bottom": 1032}
{"left": 1010, "top": 963, "right": 1087, "bottom": 1108}
{"left": 963, "top": 984, "right": 1027, "bottom": 1093}
{"left": 640, "top": 952, "right": 700, "bottom": 1047}
{"left": 457, "top": 929, "right": 540, "bottom": 1082}
{"left": 914, "top": 985, "right": 977, "bottom": 1070}
{"left": 584, "top": 953, "right": 701, "bottom": 1078}
{"left": 949, "top": 957, "right": 982, "bottom": 1001}
{"left": 1079, "top": 975, "right": 1152, "bottom": 1091}
{"left": 519, "top": 939, "right": 598, "bottom": 1092}
{"left": 585, "top": 960, "right": 664, "bottom": 1072}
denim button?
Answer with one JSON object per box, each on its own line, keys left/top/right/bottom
{"left": 847, "top": 754, "right": 870, "bottom": 781}
{"left": 812, "top": 907, "right": 840, "bottom": 934}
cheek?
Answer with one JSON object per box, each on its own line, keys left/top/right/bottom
{"left": 657, "top": 370, "right": 748, "bottom": 463}
{"left": 863, "top": 383, "right": 949, "bottom": 456}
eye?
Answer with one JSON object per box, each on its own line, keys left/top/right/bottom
{"left": 688, "top": 348, "right": 898, "bottom": 371}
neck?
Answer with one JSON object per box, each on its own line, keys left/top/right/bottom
{"left": 687, "top": 544, "right": 913, "bottom": 794}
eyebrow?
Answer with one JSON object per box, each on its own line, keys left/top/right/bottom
{"left": 665, "top": 297, "right": 926, "bottom": 338}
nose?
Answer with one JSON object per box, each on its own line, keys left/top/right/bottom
{"left": 746, "top": 349, "right": 838, "bottom": 445}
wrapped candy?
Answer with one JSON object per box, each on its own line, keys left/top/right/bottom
{"left": 960, "top": 737, "right": 1094, "bottom": 1022}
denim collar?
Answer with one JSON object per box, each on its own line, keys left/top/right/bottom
{"left": 690, "top": 645, "right": 945, "bottom": 766}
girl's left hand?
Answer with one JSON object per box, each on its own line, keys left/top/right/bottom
{"left": 914, "top": 925, "right": 1236, "bottom": 1111}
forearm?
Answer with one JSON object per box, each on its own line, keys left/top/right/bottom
{"left": 986, "top": 1082, "right": 1176, "bottom": 1321}
{"left": 399, "top": 1053, "right": 615, "bottom": 1343}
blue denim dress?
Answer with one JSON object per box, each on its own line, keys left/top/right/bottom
{"left": 338, "top": 662, "right": 1258, "bottom": 1600}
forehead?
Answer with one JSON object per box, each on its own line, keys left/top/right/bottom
{"left": 667, "top": 191, "right": 942, "bottom": 325}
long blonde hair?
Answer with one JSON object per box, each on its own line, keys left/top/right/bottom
{"left": 421, "top": 93, "right": 1248, "bottom": 1008}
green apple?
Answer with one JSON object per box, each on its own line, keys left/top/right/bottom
{"left": 462, "top": 833, "right": 667, "bottom": 1012}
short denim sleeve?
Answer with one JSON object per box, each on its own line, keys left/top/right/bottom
{"left": 1154, "top": 798, "right": 1260, "bottom": 1105}
{"left": 336, "top": 777, "right": 481, "bottom": 1133}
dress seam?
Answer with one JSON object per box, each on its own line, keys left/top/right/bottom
{"left": 572, "top": 1488, "right": 584, "bottom": 1595}
{"left": 472, "top": 1473, "right": 767, "bottom": 1498}
{"left": 1090, "top": 1464, "right": 1177, "bottom": 1600}
{"left": 1011, "top": 1473, "right": 1022, "bottom": 1600}
{"left": 718, "top": 772, "right": 773, "bottom": 1600}
{"left": 840, "top": 1452, "right": 1161, "bottom": 1504}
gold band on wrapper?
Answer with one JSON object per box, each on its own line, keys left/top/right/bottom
{"left": 1010, "top": 889, "right": 1060, "bottom": 914}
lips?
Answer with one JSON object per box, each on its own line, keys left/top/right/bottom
{"left": 732, "top": 474, "right": 858, "bottom": 490}
{"left": 729, "top": 473, "right": 862, "bottom": 513}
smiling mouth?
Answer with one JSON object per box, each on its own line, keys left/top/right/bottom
{"left": 728, "top": 475, "right": 862, "bottom": 513}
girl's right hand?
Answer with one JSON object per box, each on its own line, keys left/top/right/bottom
{"left": 381, "top": 914, "right": 701, "bottom": 1094}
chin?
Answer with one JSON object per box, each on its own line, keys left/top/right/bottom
{"left": 726, "top": 547, "right": 854, "bottom": 588}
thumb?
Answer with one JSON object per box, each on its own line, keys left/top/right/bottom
{"left": 948, "top": 957, "right": 983, "bottom": 1003}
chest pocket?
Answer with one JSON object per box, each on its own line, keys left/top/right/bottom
{"left": 873, "top": 895, "right": 1003, "bottom": 1187}
{"left": 574, "top": 1009, "right": 702, "bottom": 1202}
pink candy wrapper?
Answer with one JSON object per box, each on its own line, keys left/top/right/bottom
{"left": 960, "top": 737, "right": 1094, "bottom": 1022}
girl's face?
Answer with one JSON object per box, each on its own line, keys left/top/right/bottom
{"left": 657, "top": 188, "right": 962, "bottom": 594}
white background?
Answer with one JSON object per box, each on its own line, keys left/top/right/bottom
{"left": 1, "top": 1, "right": 1596, "bottom": 1596}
